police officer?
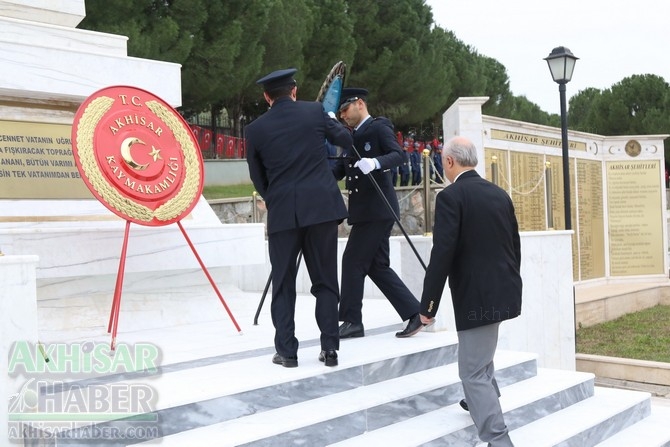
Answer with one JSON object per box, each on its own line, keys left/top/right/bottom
{"left": 410, "top": 141, "right": 422, "bottom": 185}
{"left": 399, "top": 141, "right": 411, "bottom": 186}
{"left": 433, "top": 142, "right": 444, "bottom": 182}
{"left": 333, "top": 88, "right": 423, "bottom": 339}
{"left": 245, "top": 68, "right": 352, "bottom": 368}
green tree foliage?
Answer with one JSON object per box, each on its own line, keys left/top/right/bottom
{"left": 341, "top": 0, "right": 469, "bottom": 130}
{"left": 406, "top": 27, "right": 457, "bottom": 138}
{"left": 299, "top": 0, "right": 356, "bottom": 100}
{"left": 569, "top": 75, "right": 670, "bottom": 159}
{"left": 195, "top": 0, "right": 273, "bottom": 136}
{"left": 609, "top": 74, "right": 670, "bottom": 135}
{"left": 567, "top": 87, "right": 602, "bottom": 134}
{"left": 79, "top": 0, "right": 206, "bottom": 64}
{"left": 499, "top": 96, "right": 560, "bottom": 127}
{"left": 76, "top": 0, "right": 567, "bottom": 139}
{"left": 238, "top": 0, "right": 316, "bottom": 124}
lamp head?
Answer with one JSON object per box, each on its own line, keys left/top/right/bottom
{"left": 544, "top": 46, "right": 578, "bottom": 84}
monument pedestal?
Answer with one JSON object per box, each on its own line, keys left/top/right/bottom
{"left": 0, "top": 197, "right": 265, "bottom": 342}
{"left": 0, "top": 7, "right": 267, "bottom": 444}
{"left": 0, "top": 255, "right": 38, "bottom": 444}
{"left": 0, "top": 0, "right": 267, "bottom": 329}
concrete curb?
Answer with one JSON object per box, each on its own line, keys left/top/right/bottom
{"left": 576, "top": 353, "right": 670, "bottom": 388}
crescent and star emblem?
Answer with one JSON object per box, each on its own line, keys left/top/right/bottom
{"left": 72, "top": 86, "right": 203, "bottom": 226}
{"left": 120, "top": 137, "right": 162, "bottom": 170}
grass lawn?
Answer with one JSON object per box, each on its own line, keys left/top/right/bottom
{"left": 576, "top": 304, "right": 670, "bottom": 363}
{"left": 203, "top": 184, "right": 255, "bottom": 200}
{"left": 203, "top": 180, "right": 348, "bottom": 200}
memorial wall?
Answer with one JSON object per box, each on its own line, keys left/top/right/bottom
{"left": 606, "top": 160, "right": 663, "bottom": 276}
{"left": 0, "top": 120, "right": 91, "bottom": 199}
{"left": 447, "top": 99, "right": 669, "bottom": 283}
{"left": 4, "top": 93, "right": 667, "bottom": 283}
{"left": 485, "top": 146, "right": 605, "bottom": 281}
{"left": 575, "top": 158, "right": 606, "bottom": 279}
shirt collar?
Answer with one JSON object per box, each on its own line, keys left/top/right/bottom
{"left": 453, "top": 168, "right": 474, "bottom": 182}
{"left": 354, "top": 115, "right": 372, "bottom": 132}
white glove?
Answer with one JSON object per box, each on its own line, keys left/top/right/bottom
{"left": 327, "top": 111, "right": 337, "bottom": 120}
{"left": 354, "top": 158, "right": 376, "bottom": 174}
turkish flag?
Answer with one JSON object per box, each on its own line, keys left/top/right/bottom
{"left": 226, "top": 137, "right": 235, "bottom": 158}
{"left": 216, "top": 134, "right": 225, "bottom": 157}
{"left": 191, "top": 125, "right": 201, "bottom": 144}
{"left": 202, "top": 129, "right": 213, "bottom": 150}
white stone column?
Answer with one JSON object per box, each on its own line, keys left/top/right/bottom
{"left": 0, "top": 254, "right": 39, "bottom": 444}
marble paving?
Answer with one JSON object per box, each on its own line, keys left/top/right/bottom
{"left": 24, "top": 284, "right": 532, "bottom": 446}
{"left": 14, "top": 284, "right": 670, "bottom": 446}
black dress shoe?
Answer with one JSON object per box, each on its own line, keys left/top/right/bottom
{"left": 459, "top": 399, "right": 469, "bottom": 411}
{"left": 395, "top": 313, "right": 424, "bottom": 338}
{"left": 272, "top": 353, "right": 298, "bottom": 368}
{"left": 339, "top": 321, "right": 364, "bottom": 338}
{"left": 318, "top": 350, "right": 338, "bottom": 367}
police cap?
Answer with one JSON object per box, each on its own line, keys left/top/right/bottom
{"left": 256, "top": 68, "right": 298, "bottom": 92}
{"left": 339, "top": 87, "right": 368, "bottom": 111}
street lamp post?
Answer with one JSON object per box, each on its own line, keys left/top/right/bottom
{"left": 544, "top": 46, "right": 578, "bottom": 230}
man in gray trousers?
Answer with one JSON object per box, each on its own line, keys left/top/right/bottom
{"left": 419, "top": 136, "right": 522, "bottom": 446}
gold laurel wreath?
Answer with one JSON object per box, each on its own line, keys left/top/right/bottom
{"left": 146, "top": 100, "right": 201, "bottom": 221}
{"left": 75, "top": 96, "right": 201, "bottom": 223}
{"left": 316, "top": 61, "right": 346, "bottom": 103}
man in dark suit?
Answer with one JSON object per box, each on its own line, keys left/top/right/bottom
{"left": 245, "top": 68, "right": 353, "bottom": 368}
{"left": 333, "top": 88, "right": 424, "bottom": 340}
{"left": 419, "top": 136, "right": 522, "bottom": 446}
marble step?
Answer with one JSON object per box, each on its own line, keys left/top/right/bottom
{"left": 494, "top": 386, "right": 651, "bottom": 447}
{"left": 109, "top": 330, "right": 464, "bottom": 412}
{"left": 327, "top": 367, "right": 595, "bottom": 446}
{"left": 47, "top": 330, "right": 534, "bottom": 445}
{"left": 135, "top": 349, "right": 538, "bottom": 446}
{"left": 593, "top": 403, "right": 670, "bottom": 447}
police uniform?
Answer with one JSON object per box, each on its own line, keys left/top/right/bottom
{"left": 245, "top": 68, "right": 352, "bottom": 366}
{"left": 410, "top": 141, "right": 422, "bottom": 185}
{"left": 399, "top": 141, "right": 411, "bottom": 186}
{"left": 433, "top": 143, "right": 444, "bottom": 182}
{"left": 333, "top": 88, "right": 419, "bottom": 335}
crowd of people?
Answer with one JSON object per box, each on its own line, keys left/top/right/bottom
{"left": 392, "top": 136, "right": 445, "bottom": 186}
{"left": 245, "top": 67, "right": 522, "bottom": 447}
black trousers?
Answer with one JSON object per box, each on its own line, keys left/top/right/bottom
{"left": 268, "top": 220, "right": 340, "bottom": 357}
{"left": 339, "top": 219, "right": 419, "bottom": 324}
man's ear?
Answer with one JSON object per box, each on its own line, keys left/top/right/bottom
{"left": 263, "top": 91, "right": 272, "bottom": 106}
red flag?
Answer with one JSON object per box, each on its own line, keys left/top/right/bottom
{"left": 191, "top": 125, "right": 202, "bottom": 144}
{"left": 239, "top": 139, "right": 246, "bottom": 158}
{"left": 215, "top": 134, "right": 225, "bottom": 157}
{"left": 226, "top": 137, "right": 235, "bottom": 158}
{"left": 202, "top": 129, "right": 213, "bottom": 150}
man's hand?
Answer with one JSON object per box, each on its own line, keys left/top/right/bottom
{"left": 354, "top": 158, "right": 376, "bottom": 174}
{"left": 327, "top": 111, "right": 338, "bottom": 120}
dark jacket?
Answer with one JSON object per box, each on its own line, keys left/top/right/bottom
{"left": 332, "top": 116, "right": 402, "bottom": 224}
{"left": 420, "top": 170, "right": 522, "bottom": 330}
{"left": 245, "top": 97, "right": 352, "bottom": 234}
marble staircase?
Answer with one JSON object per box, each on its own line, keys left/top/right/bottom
{"left": 26, "top": 288, "right": 670, "bottom": 447}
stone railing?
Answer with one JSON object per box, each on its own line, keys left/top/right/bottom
{"left": 208, "top": 185, "right": 443, "bottom": 238}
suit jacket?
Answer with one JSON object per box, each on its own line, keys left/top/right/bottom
{"left": 332, "top": 116, "right": 402, "bottom": 224}
{"left": 420, "top": 170, "right": 522, "bottom": 331}
{"left": 245, "top": 97, "right": 352, "bottom": 234}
